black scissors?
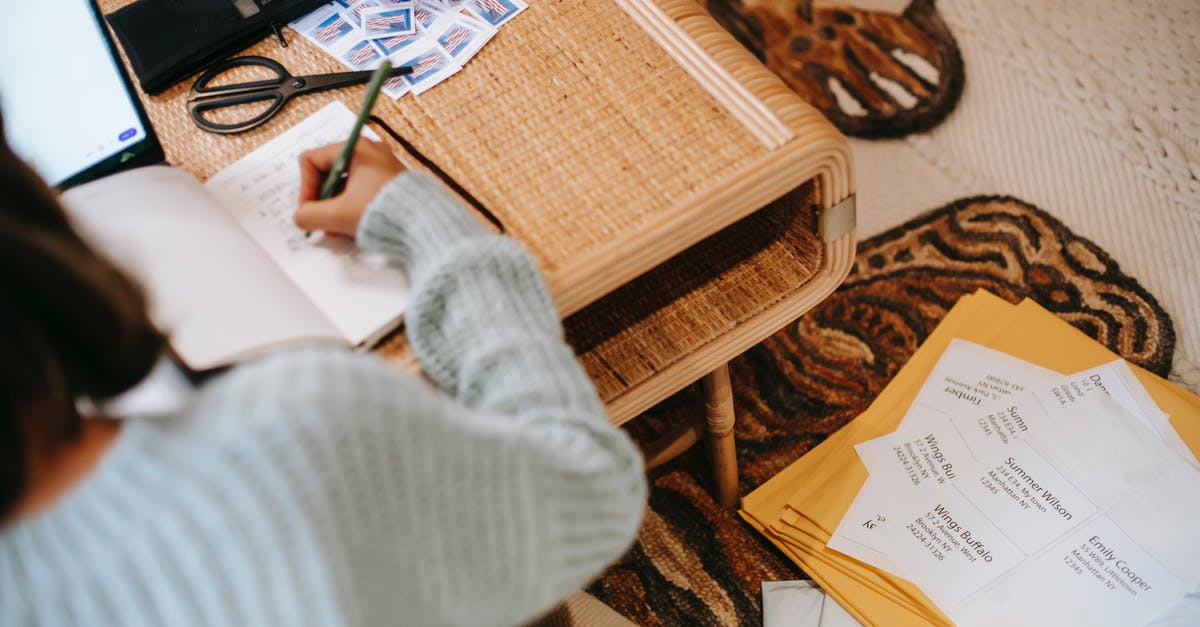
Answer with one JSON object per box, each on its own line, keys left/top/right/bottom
{"left": 186, "top": 56, "right": 413, "bottom": 135}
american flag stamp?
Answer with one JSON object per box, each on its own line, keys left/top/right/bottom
{"left": 308, "top": 13, "right": 355, "bottom": 44}
{"left": 391, "top": 44, "right": 462, "bottom": 94}
{"left": 436, "top": 15, "right": 495, "bottom": 62}
{"left": 419, "top": 0, "right": 470, "bottom": 8}
{"left": 363, "top": 6, "right": 416, "bottom": 38}
{"left": 290, "top": 0, "right": 522, "bottom": 99}
{"left": 342, "top": 39, "right": 383, "bottom": 69}
{"left": 466, "top": 0, "right": 526, "bottom": 28}
{"left": 344, "top": 0, "right": 380, "bottom": 28}
{"left": 375, "top": 30, "right": 421, "bottom": 55}
{"left": 413, "top": 5, "right": 446, "bottom": 31}
{"left": 382, "top": 74, "right": 411, "bottom": 100}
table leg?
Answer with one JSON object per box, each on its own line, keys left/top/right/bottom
{"left": 641, "top": 415, "right": 703, "bottom": 470}
{"left": 702, "top": 363, "right": 739, "bottom": 507}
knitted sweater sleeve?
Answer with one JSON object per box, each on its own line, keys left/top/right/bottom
{"left": 331, "top": 171, "right": 645, "bottom": 624}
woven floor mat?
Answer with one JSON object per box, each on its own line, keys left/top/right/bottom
{"left": 705, "top": 0, "right": 964, "bottom": 137}
{"left": 587, "top": 196, "right": 1174, "bottom": 625}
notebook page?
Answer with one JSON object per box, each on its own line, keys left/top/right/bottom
{"left": 205, "top": 101, "right": 409, "bottom": 345}
{"left": 62, "top": 166, "right": 343, "bottom": 370}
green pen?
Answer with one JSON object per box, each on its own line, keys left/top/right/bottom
{"left": 318, "top": 60, "right": 394, "bottom": 200}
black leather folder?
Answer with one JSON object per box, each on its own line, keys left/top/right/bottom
{"left": 105, "top": 0, "right": 326, "bottom": 94}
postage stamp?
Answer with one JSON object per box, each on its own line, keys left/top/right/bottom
{"left": 342, "top": 39, "right": 384, "bottom": 69}
{"left": 291, "top": 0, "right": 523, "bottom": 99}
{"left": 391, "top": 44, "right": 462, "bottom": 94}
{"left": 466, "top": 0, "right": 526, "bottom": 28}
{"left": 375, "top": 30, "right": 422, "bottom": 55}
{"left": 308, "top": 12, "right": 356, "bottom": 45}
{"left": 381, "top": 74, "right": 412, "bottom": 100}
{"left": 436, "top": 15, "right": 495, "bottom": 62}
{"left": 362, "top": 5, "right": 416, "bottom": 38}
{"left": 343, "top": 0, "right": 381, "bottom": 28}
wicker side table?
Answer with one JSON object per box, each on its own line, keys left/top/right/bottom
{"left": 99, "top": 0, "right": 855, "bottom": 507}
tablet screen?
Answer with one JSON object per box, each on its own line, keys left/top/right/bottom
{"left": 0, "top": 1, "right": 161, "bottom": 188}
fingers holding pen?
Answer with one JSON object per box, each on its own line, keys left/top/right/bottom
{"left": 297, "top": 144, "right": 344, "bottom": 204}
{"left": 295, "top": 140, "right": 407, "bottom": 236}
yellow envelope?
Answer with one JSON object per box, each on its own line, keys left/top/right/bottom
{"left": 743, "top": 291, "right": 1012, "bottom": 520}
{"left": 741, "top": 289, "right": 1200, "bottom": 626}
{"left": 774, "top": 507, "right": 934, "bottom": 615}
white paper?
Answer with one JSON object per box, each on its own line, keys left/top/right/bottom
{"left": 906, "top": 339, "right": 1060, "bottom": 420}
{"left": 949, "top": 517, "right": 1190, "bottom": 627}
{"left": 961, "top": 439, "right": 1095, "bottom": 553}
{"left": 205, "top": 101, "right": 409, "bottom": 345}
{"left": 1053, "top": 360, "right": 1194, "bottom": 464}
{"left": 830, "top": 340, "right": 1059, "bottom": 569}
{"left": 829, "top": 341, "right": 1199, "bottom": 626}
{"left": 1055, "top": 518, "right": 1187, "bottom": 625}
{"left": 762, "top": 580, "right": 824, "bottom": 627}
{"left": 857, "top": 393, "right": 1194, "bottom": 625}
{"left": 818, "top": 595, "right": 863, "bottom": 627}
{"left": 762, "top": 580, "right": 864, "bottom": 627}
{"left": 63, "top": 166, "right": 344, "bottom": 369}
{"left": 877, "top": 487, "right": 1026, "bottom": 608}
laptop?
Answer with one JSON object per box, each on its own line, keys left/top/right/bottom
{"left": 0, "top": 2, "right": 199, "bottom": 408}
{"left": 0, "top": 1, "right": 163, "bottom": 190}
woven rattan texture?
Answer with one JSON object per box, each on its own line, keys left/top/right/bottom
{"left": 97, "top": 0, "right": 767, "bottom": 276}
{"left": 564, "top": 181, "right": 820, "bottom": 401}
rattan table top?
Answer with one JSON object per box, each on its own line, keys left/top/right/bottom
{"left": 97, "top": 0, "right": 849, "bottom": 317}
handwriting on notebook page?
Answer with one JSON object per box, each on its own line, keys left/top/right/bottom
{"left": 202, "top": 102, "right": 407, "bottom": 344}
{"left": 212, "top": 120, "right": 354, "bottom": 253}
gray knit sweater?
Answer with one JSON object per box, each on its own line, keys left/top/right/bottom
{"left": 0, "top": 171, "right": 647, "bottom": 626}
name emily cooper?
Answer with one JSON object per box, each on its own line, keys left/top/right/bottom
{"left": 1089, "top": 536, "right": 1155, "bottom": 592}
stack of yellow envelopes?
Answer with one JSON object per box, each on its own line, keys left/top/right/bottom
{"left": 740, "top": 289, "right": 1200, "bottom": 626}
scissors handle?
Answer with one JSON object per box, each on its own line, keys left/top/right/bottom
{"left": 189, "top": 91, "right": 287, "bottom": 135}
{"left": 187, "top": 56, "right": 414, "bottom": 135}
{"left": 190, "top": 56, "right": 288, "bottom": 97}
{"left": 187, "top": 56, "right": 291, "bottom": 135}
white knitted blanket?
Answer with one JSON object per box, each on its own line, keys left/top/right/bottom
{"left": 849, "top": 0, "right": 1200, "bottom": 390}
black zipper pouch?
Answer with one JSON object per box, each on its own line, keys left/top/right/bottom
{"left": 105, "top": 0, "right": 327, "bottom": 94}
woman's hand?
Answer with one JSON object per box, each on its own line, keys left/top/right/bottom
{"left": 295, "top": 140, "right": 406, "bottom": 236}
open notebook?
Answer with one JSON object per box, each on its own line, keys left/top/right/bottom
{"left": 62, "top": 102, "right": 409, "bottom": 371}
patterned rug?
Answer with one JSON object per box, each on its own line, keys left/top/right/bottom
{"left": 705, "top": 0, "right": 964, "bottom": 137}
{"left": 588, "top": 196, "right": 1175, "bottom": 625}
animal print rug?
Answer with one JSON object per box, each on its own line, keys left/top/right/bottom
{"left": 706, "top": 0, "right": 964, "bottom": 137}
{"left": 587, "top": 196, "right": 1175, "bottom": 625}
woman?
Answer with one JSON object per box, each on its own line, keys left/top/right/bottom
{"left": 0, "top": 129, "right": 647, "bottom": 625}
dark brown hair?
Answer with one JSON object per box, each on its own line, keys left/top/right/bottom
{"left": 0, "top": 117, "right": 165, "bottom": 517}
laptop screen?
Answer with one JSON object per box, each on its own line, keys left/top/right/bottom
{"left": 0, "top": 1, "right": 161, "bottom": 189}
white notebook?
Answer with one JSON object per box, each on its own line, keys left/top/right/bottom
{"left": 62, "top": 102, "right": 409, "bottom": 370}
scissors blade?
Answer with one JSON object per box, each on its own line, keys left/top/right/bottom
{"left": 290, "top": 66, "right": 414, "bottom": 94}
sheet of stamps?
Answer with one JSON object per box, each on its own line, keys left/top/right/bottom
{"left": 290, "top": 0, "right": 522, "bottom": 100}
